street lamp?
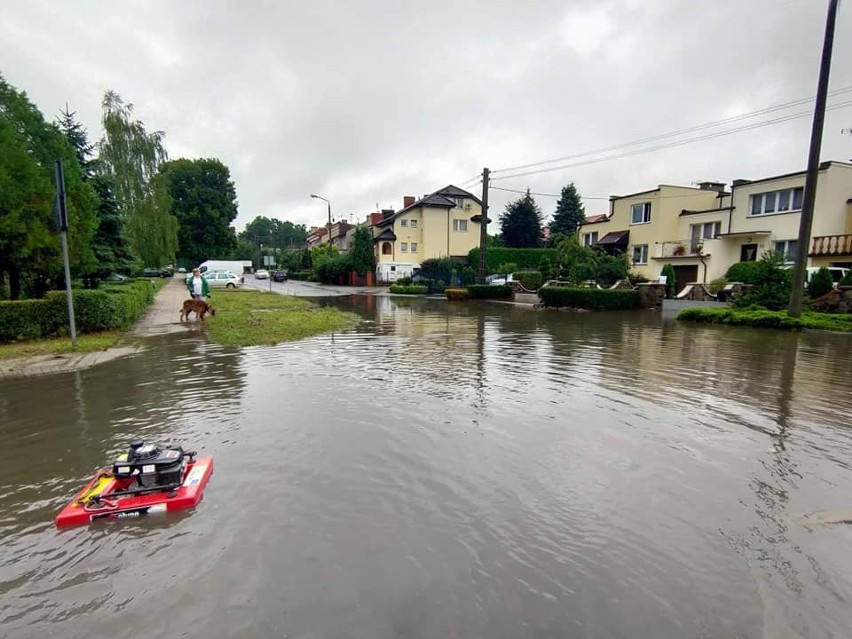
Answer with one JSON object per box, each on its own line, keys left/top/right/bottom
{"left": 310, "top": 194, "right": 333, "bottom": 247}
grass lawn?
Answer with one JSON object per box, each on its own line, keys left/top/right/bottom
{"left": 206, "top": 289, "right": 359, "bottom": 346}
{"left": 677, "top": 307, "right": 852, "bottom": 332}
{"left": 0, "top": 332, "right": 123, "bottom": 361}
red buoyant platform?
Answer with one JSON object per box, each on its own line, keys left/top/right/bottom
{"left": 55, "top": 456, "right": 214, "bottom": 527}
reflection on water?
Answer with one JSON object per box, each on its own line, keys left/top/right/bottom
{"left": 1, "top": 298, "right": 851, "bottom": 638}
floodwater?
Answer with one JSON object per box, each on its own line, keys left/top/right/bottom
{"left": 2, "top": 297, "right": 852, "bottom": 638}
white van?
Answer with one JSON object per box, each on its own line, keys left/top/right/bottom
{"left": 376, "top": 262, "right": 418, "bottom": 283}
{"left": 198, "top": 260, "right": 247, "bottom": 278}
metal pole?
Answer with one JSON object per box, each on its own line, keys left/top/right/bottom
{"left": 478, "top": 167, "right": 490, "bottom": 284}
{"left": 788, "top": 0, "right": 839, "bottom": 317}
{"left": 327, "top": 202, "right": 332, "bottom": 247}
{"left": 55, "top": 160, "right": 77, "bottom": 347}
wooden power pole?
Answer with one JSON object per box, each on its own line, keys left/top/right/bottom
{"left": 478, "top": 167, "right": 490, "bottom": 284}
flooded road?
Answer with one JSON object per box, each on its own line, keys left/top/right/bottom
{"left": 2, "top": 296, "right": 851, "bottom": 638}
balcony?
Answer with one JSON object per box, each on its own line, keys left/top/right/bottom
{"left": 810, "top": 234, "right": 852, "bottom": 257}
{"left": 654, "top": 239, "right": 707, "bottom": 259}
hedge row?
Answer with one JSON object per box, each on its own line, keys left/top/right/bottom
{"left": 389, "top": 284, "right": 428, "bottom": 295}
{"left": 288, "top": 271, "right": 312, "bottom": 281}
{"left": 0, "top": 281, "right": 156, "bottom": 343}
{"left": 466, "top": 285, "right": 513, "bottom": 300}
{"left": 468, "top": 247, "right": 558, "bottom": 272}
{"left": 445, "top": 288, "right": 469, "bottom": 300}
{"left": 538, "top": 287, "right": 640, "bottom": 310}
{"left": 677, "top": 307, "right": 852, "bottom": 332}
{"left": 514, "top": 272, "right": 543, "bottom": 290}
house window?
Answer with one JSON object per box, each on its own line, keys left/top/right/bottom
{"left": 410, "top": 242, "right": 418, "bottom": 253}
{"left": 400, "top": 242, "right": 408, "bottom": 252}
{"left": 632, "top": 244, "right": 649, "bottom": 264}
{"left": 400, "top": 219, "right": 408, "bottom": 227}
{"left": 750, "top": 187, "right": 804, "bottom": 216}
{"left": 631, "top": 202, "right": 652, "bottom": 224}
{"left": 410, "top": 219, "right": 418, "bottom": 228}
{"left": 453, "top": 197, "right": 464, "bottom": 208}
{"left": 453, "top": 219, "right": 468, "bottom": 232}
{"left": 381, "top": 242, "right": 392, "bottom": 255}
{"left": 583, "top": 231, "right": 598, "bottom": 246}
{"left": 774, "top": 240, "right": 798, "bottom": 263}
{"left": 690, "top": 221, "right": 722, "bottom": 251}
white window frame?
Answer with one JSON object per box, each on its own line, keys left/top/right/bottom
{"left": 453, "top": 219, "right": 468, "bottom": 232}
{"left": 632, "top": 244, "right": 649, "bottom": 265}
{"left": 410, "top": 242, "right": 418, "bottom": 253}
{"left": 400, "top": 242, "right": 408, "bottom": 252}
{"left": 583, "top": 231, "right": 598, "bottom": 247}
{"left": 453, "top": 197, "right": 465, "bottom": 208}
{"left": 750, "top": 187, "right": 804, "bottom": 216}
{"left": 410, "top": 219, "right": 418, "bottom": 228}
{"left": 400, "top": 219, "right": 408, "bottom": 227}
{"left": 774, "top": 239, "right": 798, "bottom": 263}
{"left": 630, "top": 202, "right": 652, "bottom": 225}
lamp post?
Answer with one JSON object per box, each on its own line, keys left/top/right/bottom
{"left": 310, "top": 194, "right": 333, "bottom": 248}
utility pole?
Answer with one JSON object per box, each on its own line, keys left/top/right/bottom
{"left": 789, "top": 0, "right": 839, "bottom": 317}
{"left": 478, "top": 167, "right": 490, "bottom": 284}
{"left": 54, "top": 159, "right": 77, "bottom": 347}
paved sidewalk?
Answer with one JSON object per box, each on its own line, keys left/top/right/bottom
{"left": 1, "top": 277, "right": 193, "bottom": 378}
{"left": 130, "top": 277, "right": 194, "bottom": 336}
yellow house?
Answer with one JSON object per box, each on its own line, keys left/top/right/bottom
{"left": 702, "top": 161, "right": 852, "bottom": 280}
{"left": 372, "top": 185, "right": 483, "bottom": 264}
{"left": 578, "top": 183, "right": 727, "bottom": 289}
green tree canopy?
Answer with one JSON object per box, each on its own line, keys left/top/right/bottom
{"left": 550, "top": 182, "right": 585, "bottom": 241}
{"left": 239, "top": 215, "right": 307, "bottom": 251}
{"left": 499, "top": 190, "right": 543, "bottom": 248}
{"left": 350, "top": 225, "right": 376, "bottom": 276}
{"left": 98, "top": 91, "right": 177, "bottom": 266}
{"left": 0, "top": 76, "right": 97, "bottom": 299}
{"left": 159, "top": 158, "right": 239, "bottom": 264}
{"left": 58, "top": 106, "right": 133, "bottom": 285}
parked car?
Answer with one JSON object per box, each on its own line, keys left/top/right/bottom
{"left": 486, "top": 274, "right": 507, "bottom": 285}
{"left": 105, "top": 273, "right": 130, "bottom": 283}
{"left": 142, "top": 267, "right": 171, "bottom": 278}
{"left": 177, "top": 267, "right": 187, "bottom": 274}
{"left": 255, "top": 269, "right": 269, "bottom": 279}
{"left": 272, "top": 270, "right": 288, "bottom": 282}
{"left": 204, "top": 271, "right": 242, "bottom": 288}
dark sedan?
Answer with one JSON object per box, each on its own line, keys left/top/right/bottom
{"left": 272, "top": 270, "right": 288, "bottom": 282}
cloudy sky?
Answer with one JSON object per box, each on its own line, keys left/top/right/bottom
{"left": 2, "top": 0, "right": 851, "bottom": 231}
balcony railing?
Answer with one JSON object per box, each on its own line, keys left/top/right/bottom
{"left": 810, "top": 234, "right": 852, "bottom": 257}
{"left": 656, "top": 239, "right": 705, "bottom": 258}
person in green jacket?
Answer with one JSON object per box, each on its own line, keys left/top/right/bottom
{"left": 186, "top": 268, "right": 211, "bottom": 301}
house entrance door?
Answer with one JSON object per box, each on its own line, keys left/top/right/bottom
{"left": 672, "top": 265, "right": 699, "bottom": 295}
{"left": 740, "top": 244, "right": 758, "bottom": 262}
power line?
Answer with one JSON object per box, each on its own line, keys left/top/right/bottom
{"left": 490, "top": 185, "right": 735, "bottom": 201}
{"left": 491, "top": 85, "right": 852, "bottom": 176}
{"left": 490, "top": 99, "right": 852, "bottom": 182}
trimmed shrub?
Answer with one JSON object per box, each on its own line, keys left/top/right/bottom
{"left": 514, "top": 271, "right": 543, "bottom": 290}
{"left": 725, "top": 261, "right": 761, "bottom": 284}
{"left": 678, "top": 307, "right": 852, "bottom": 332}
{"left": 539, "top": 287, "right": 640, "bottom": 310}
{"left": 0, "top": 297, "right": 65, "bottom": 342}
{"left": 389, "top": 284, "right": 428, "bottom": 294}
{"left": 469, "top": 247, "right": 558, "bottom": 272}
{"left": 466, "top": 285, "right": 513, "bottom": 300}
{"left": 708, "top": 276, "right": 728, "bottom": 294}
{"left": 539, "top": 256, "right": 552, "bottom": 280}
{"left": 445, "top": 288, "right": 469, "bottom": 300}
{"left": 732, "top": 251, "right": 792, "bottom": 311}
{"left": 288, "top": 271, "right": 311, "bottom": 281}
{"left": 0, "top": 281, "right": 156, "bottom": 342}
{"left": 660, "top": 263, "right": 677, "bottom": 298}
{"left": 808, "top": 267, "right": 834, "bottom": 299}
{"left": 840, "top": 271, "right": 852, "bottom": 286}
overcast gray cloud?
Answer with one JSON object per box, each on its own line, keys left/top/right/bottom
{"left": 2, "top": 0, "right": 850, "bottom": 230}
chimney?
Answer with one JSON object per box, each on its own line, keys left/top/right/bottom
{"left": 697, "top": 181, "right": 726, "bottom": 194}
{"left": 403, "top": 195, "right": 415, "bottom": 208}
{"left": 381, "top": 208, "right": 395, "bottom": 219}
{"left": 368, "top": 212, "right": 383, "bottom": 226}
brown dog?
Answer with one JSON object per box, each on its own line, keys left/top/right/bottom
{"left": 180, "top": 299, "right": 216, "bottom": 322}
